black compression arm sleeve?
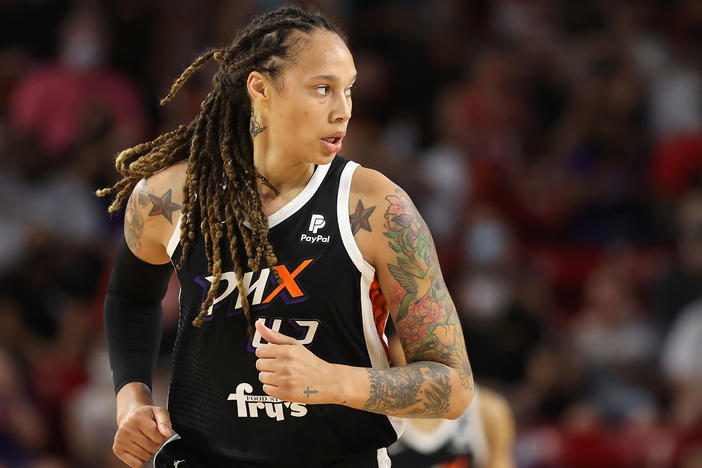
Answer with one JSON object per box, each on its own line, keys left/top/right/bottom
{"left": 104, "top": 238, "right": 173, "bottom": 394}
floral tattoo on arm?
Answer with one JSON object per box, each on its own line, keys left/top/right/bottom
{"left": 362, "top": 188, "right": 473, "bottom": 417}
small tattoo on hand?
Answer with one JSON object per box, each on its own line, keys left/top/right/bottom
{"left": 303, "top": 386, "right": 318, "bottom": 398}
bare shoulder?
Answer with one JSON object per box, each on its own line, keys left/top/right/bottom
{"left": 124, "top": 160, "right": 187, "bottom": 264}
{"left": 146, "top": 159, "right": 188, "bottom": 194}
{"left": 348, "top": 166, "right": 418, "bottom": 266}
{"left": 349, "top": 166, "right": 396, "bottom": 199}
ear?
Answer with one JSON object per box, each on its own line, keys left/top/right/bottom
{"left": 247, "top": 71, "right": 269, "bottom": 104}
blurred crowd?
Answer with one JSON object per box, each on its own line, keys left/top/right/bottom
{"left": 1, "top": 0, "right": 702, "bottom": 466}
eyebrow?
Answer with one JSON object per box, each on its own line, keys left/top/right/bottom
{"left": 310, "top": 74, "right": 358, "bottom": 83}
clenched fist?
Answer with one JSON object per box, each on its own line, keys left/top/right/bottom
{"left": 113, "top": 384, "right": 172, "bottom": 467}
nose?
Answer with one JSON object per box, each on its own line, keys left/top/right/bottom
{"left": 331, "top": 92, "right": 352, "bottom": 123}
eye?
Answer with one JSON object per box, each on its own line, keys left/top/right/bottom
{"left": 315, "top": 86, "right": 330, "bottom": 96}
{"left": 345, "top": 86, "right": 353, "bottom": 97}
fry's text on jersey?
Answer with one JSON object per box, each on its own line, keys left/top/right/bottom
{"left": 228, "top": 383, "right": 307, "bottom": 421}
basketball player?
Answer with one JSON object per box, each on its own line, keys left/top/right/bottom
{"left": 98, "top": 7, "right": 474, "bottom": 467}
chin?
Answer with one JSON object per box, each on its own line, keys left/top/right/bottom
{"left": 319, "top": 152, "right": 338, "bottom": 163}
{"left": 311, "top": 151, "right": 337, "bottom": 165}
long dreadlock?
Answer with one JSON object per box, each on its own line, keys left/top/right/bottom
{"left": 97, "top": 6, "right": 344, "bottom": 333}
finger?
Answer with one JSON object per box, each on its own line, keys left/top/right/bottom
{"left": 115, "top": 446, "right": 148, "bottom": 468}
{"left": 152, "top": 406, "right": 173, "bottom": 438}
{"left": 256, "top": 358, "right": 276, "bottom": 372}
{"left": 140, "top": 418, "right": 167, "bottom": 445}
{"left": 258, "top": 370, "right": 277, "bottom": 385}
{"left": 124, "top": 441, "right": 153, "bottom": 462}
{"left": 262, "top": 384, "right": 281, "bottom": 398}
{"left": 255, "top": 319, "right": 298, "bottom": 345}
{"left": 122, "top": 426, "right": 161, "bottom": 453}
{"left": 255, "top": 344, "right": 280, "bottom": 359}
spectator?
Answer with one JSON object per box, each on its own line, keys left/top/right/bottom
{"left": 7, "top": 6, "right": 146, "bottom": 161}
{"left": 661, "top": 299, "right": 702, "bottom": 426}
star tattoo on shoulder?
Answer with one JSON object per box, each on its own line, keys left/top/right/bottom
{"left": 148, "top": 189, "right": 181, "bottom": 224}
{"left": 350, "top": 199, "right": 376, "bottom": 235}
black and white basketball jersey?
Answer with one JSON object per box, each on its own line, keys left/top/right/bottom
{"left": 164, "top": 156, "right": 402, "bottom": 467}
{"left": 388, "top": 388, "right": 488, "bottom": 468}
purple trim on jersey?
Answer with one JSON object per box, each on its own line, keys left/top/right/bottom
{"left": 287, "top": 318, "right": 320, "bottom": 349}
{"left": 193, "top": 276, "right": 215, "bottom": 321}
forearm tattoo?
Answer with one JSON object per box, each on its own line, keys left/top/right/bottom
{"left": 363, "top": 189, "right": 473, "bottom": 416}
{"left": 364, "top": 362, "right": 451, "bottom": 417}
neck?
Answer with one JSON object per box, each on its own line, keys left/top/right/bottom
{"left": 252, "top": 138, "right": 314, "bottom": 200}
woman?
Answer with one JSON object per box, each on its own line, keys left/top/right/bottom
{"left": 98, "top": 6, "right": 473, "bottom": 467}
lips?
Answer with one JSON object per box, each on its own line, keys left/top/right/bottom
{"left": 320, "top": 131, "right": 345, "bottom": 153}
{"left": 321, "top": 136, "right": 343, "bottom": 153}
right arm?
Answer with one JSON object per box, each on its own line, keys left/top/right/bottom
{"left": 106, "top": 171, "right": 184, "bottom": 467}
{"left": 122, "top": 177, "right": 178, "bottom": 264}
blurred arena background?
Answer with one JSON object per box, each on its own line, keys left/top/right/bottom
{"left": 1, "top": 0, "right": 702, "bottom": 466}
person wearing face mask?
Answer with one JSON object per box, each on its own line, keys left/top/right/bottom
{"left": 97, "top": 6, "right": 475, "bottom": 468}
{"left": 7, "top": 6, "right": 146, "bottom": 159}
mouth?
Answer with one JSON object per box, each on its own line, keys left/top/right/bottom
{"left": 320, "top": 136, "right": 343, "bottom": 153}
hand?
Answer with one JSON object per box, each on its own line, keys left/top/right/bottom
{"left": 254, "top": 320, "right": 342, "bottom": 405}
{"left": 113, "top": 403, "right": 172, "bottom": 468}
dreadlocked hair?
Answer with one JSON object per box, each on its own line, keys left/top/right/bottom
{"left": 97, "top": 6, "right": 345, "bottom": 333}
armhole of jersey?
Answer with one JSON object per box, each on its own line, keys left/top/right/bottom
{"left": 337, "top": 161, "right": 375, "bottom": 280}
{"left": 166, "top": 213, "right": 182, "bottom": 258}
{"left": 338, "top": 163, "right": 405, "bottom": 438}
{"left": 359, "top": 273, "right": 406, "bottom": 439}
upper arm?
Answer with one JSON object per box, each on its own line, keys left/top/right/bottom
{"left": 478, "top": 387, "right": 516, "bottom": 468}
{"left": 124, "top": 166, "right": 185, "bottom": 265}
{"left": 350, "top": 168, "right": 473, "bottom": 391}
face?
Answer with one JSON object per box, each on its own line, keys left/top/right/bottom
{"left": 256, "top": 30, "right": 356, "bottom": 164}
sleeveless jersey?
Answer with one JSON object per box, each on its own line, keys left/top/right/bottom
{"left": 388, "top": 388, "right": 488, "bottom": 468}
{"left": 164, "top": 156, "right": 402, "bottom": 466}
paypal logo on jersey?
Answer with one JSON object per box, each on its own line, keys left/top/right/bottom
{"left": 308, "top": 214, "right": 326, "bottom": 233}
{"left": 301, "top": 213, "right": 330, "bottom": 244}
